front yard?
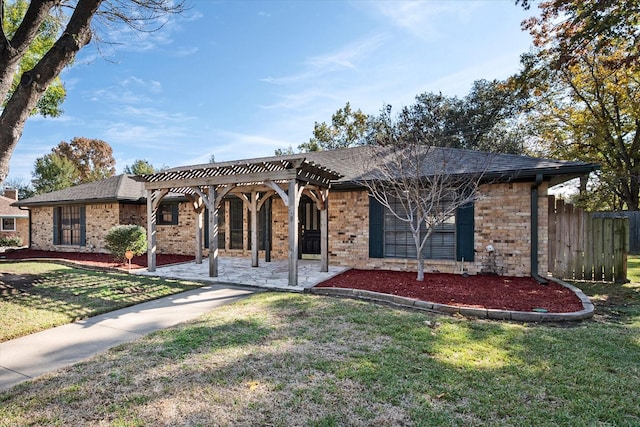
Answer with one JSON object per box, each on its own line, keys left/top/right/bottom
{"left": 0, "top": 262, "right": 202, "bottom": 342}
{"left": 1, "top": 258, "right": 639, "bottom": 425}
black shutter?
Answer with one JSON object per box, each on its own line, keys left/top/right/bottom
{"left": 79, "top": 206, "right": 86, "bottom": 246}
{"left": 52, "top": 207, "right": 60, "bottom": 245}
{"left": 369, "top": 196, "right": 384, "bottom": 258}
{"left": 171, "top": 203, "right": 179, "bottom": 225}
{"left": 456, "top": 202, "right": 474, "bottom": 262}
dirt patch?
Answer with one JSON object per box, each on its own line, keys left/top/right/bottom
{"left": 317, "top": 269, "right": 584, "bottom": 313}
{"left": 0, "top": 249, "right": 193, "bottom": 270}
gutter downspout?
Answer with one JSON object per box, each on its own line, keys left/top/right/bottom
{"left": 531, "top": 173, "right": 548, "bottom": 284}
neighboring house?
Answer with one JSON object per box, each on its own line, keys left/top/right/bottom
{"left": 14, "top": 146, "right": 598, "bottom": 279}
{"left": 0, "top": 187, "right": 29, "bottom": 246}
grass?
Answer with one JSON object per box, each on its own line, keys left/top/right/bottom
{"left": 0, "top": 258, "right": 639, "bottom": 425}
{"left": 0, "top": 261, "right": 203, "bottom": 342}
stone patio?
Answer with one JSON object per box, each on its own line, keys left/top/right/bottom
{"left": 133, "top": 257, "right": 349, "bottom": 292}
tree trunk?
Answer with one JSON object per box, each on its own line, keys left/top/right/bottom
{"left": 0, "top": 0, "right": 102, "bottom": 183}
{"left": 416, "top": 248, "right": 425, "bottom": 281}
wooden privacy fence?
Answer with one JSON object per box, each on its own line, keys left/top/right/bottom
{"left": 593, "top": 211, "right": 640, "bottom": 255}
{"left": 548, "top": 196, "right": 629, "bottom": 282}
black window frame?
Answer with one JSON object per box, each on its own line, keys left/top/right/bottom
{"left": 53, "top": 205, "right": 86, "bottom": 246}
{"left": 369, "top": 196, "right": 475, "bottom": 262}
{"left": 157, "top": 203, "right": 179, "bottom": 225}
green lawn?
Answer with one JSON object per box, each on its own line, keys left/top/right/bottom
{"left": 0, "top": 262, "right": 203, "bottom": 342}
{"left": 1, "top": 258, "right": 639, "bottom": 426}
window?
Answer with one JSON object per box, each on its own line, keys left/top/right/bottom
{"left": 157, "top": 203, "right": 178, "bottom": 225}
{"left": 1, "top": 218, "right": 16, "bottom": 231}
{"left": 369, "top": 197, "right": 474, "bottom": 262}
{"left": 381, "top": 197, "right": 455, "bottom": 260}
{"left": 53, "top": 206, "right": 85, "bottom": 246}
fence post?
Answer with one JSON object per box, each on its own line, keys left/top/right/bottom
{"left": 613, "top": 217, "right": 629, "bottom": 283}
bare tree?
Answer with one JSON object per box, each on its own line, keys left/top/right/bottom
{"left": 0, "top": 0, "right": 185, "bottom": 184}
{"left": 356, "top": 142, "right": 492, "bottom": 281}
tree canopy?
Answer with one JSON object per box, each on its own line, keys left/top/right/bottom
{"left": 299, "top": 102, "right": 368, "bottom": 152}
{"left": 31, "top": 137, "right": 115, "bottom": 193}
{"left": 31, "top": 152, "right": 77, "bottom": 194}
{"left": 368, "top": 79, "right": 529, "bottom": 154}
{"left": 519, "top": 0, "right": 640, "bottom": 210}
{"left": 0, "top": 0, "right": 185, "bottom": 184}
{"left": 123, "top": 159, "right": 156, "bottom": 175}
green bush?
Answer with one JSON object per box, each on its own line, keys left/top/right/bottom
{"left": 104, "top": 225, "right": 147, "bottom": 263}
{"left": 0, "top": 235, "right": 22, "bottom": 247}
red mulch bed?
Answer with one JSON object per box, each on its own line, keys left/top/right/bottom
{"left": 317, "top": 269, "right": 584, "bottom": 313}
{"left": 0, "top": 249, "right": 193, "bottom": 270}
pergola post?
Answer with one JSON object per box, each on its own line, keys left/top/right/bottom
{"left": 146, "top": 190, "right": 157, "bottom": 272}
{"left": 208, "top": 185, "right": 218, "bottom": 277}
{"left": 195, "top": 207, "right": 203, "bottom": 264}
{"left": 320, "top": 189, "right": 329, "bottom": 272}
{"left": 288, "top": 179, "right": 300, "bottom": 286}
{"left": 250, "top": 191, "right": 259, "bottom": 267}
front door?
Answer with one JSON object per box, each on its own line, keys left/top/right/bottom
{"left": 299, "top": 196, "right": 321, "bottom": 258}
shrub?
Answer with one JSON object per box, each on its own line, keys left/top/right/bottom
{"left": 104, "top": 225, "right": 147, "bottom": 263}
{"left": 0, "top": 235, "right": 22, "bottom": 247}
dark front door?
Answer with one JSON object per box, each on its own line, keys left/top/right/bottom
{"left": 300, "top": 196, "right": 321, "bottom": 257}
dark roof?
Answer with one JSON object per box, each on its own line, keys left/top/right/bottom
{"left": 14, "top": 175, "right": 146, "bottom": 207}
{"left": 179, "top": 145, "right": 599, "bottom": 188}
{"left": 14, "top": 146, "right": 599, "bottom": 207}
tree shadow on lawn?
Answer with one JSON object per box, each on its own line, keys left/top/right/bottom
{"left": 1, "top": 292, "right": 639, "bottom": 425}
{"left": 1, "top": 267, "right": 201, "bottom": 323}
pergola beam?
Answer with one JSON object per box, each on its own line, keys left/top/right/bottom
{"left": 139, "top": 157, "right": 342, "bottom": 286}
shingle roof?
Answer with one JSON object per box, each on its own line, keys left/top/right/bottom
{"left": 14, "top": 174, "right": 146, "bottom": 207}
{"left": 14, "top": 146, "right": 599, "bottom": 207}
{"left": 0, "top": 195, "right": 28, "bottom": 217}
{"left": 175, "top": 145, "right": 598, "bottom": 187}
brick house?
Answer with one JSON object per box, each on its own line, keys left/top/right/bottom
{"left": 0, "top": 187, "right": 29, "bottom": 246}
{"left": 14, "top": 146, "right": 598, "bottom": 282}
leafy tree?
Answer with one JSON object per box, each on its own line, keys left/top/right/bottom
{"left": 299, "top": 102, "right": 368, "bottom": 152}
{"left": 2, "top": 0, "right": 66, "bottom": 117}
{"left": 0, "top": 0, "right": 185, "bottom": 184}
{"left": 53, "top": 137, "right": 115, "bottom": 183}
{"left": 517, "top": 0, "right": 640, "bottom": 68}
{"left": 274, "top": 146, "right": 295, "bottom": 156}
{"left": 31, "top": 153, "right": 77, "bottom": 194}
{"left": 357, "top": 106, "right": 490, "bottom": 281}
{"left": 519, "top": 2, "right": 640, "bottom": 210}
{"left": 124, "top": 159, "right": 155, "bottom": 175}
{"left": 369, "top": 80, "right": 529, "bottom": 154}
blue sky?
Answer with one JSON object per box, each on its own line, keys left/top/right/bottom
{"left": 8, "top": 0, "right": 535, "bottom": 183}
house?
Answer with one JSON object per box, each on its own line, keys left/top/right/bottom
{"left": 14, "top": 146, "right": 598, "bottom": 284}
{"left": 0, "top": 187, "right": 29, "bottom": 246}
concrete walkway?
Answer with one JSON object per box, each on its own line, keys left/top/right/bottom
{"left": 0, "top": 284, "right": 256, "bottom": 392}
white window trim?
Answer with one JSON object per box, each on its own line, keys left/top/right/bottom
{"left": 1, "top": 217, "right": 17, "bottom": 232}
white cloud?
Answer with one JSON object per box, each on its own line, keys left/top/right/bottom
{"left": 365, "top": 1, "right": 479, "bottom": 41}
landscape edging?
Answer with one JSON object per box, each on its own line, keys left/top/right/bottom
{"left": 310, "top": 276, "right": 594, "bottom": 322}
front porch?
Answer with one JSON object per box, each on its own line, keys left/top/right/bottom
{"left": 134, "top": 256, "right": 349, "bottom": 292}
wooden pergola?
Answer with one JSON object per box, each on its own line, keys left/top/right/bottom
{"left": 139, "top": 157, "right": 342, "bottom": 286}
